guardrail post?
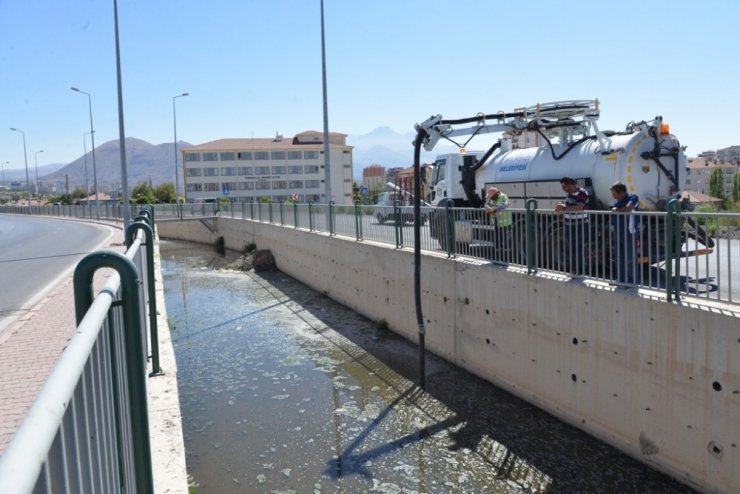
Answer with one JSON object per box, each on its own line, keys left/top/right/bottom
{"left": 354, "top": 200, "right": 363, "bottom": 240}
{"left": 73, "top": 251, "right": 154, "bottom": 494}
{"left": 293, "top": 202, "right": 299, "bottom": 229}
{"left": 249, "top": 200, "right": 254, "bottom": 220}
{"left": 279, "top": 201, "right": 285, "bottom": 225}
{"left": 268, "top": 202, "right": 274, "bottom": 224}
{"left": 444, "top": 202, "right": 455, "bottom": 257}
{"left": 258, "top": 201, "right": 263, "bottom": 222}
{"left": 126, "top": 220, "right": 161, "bottom": 377}
{"left": 309, "top": 202, "right": 315, "bottom": 231}
{"left": 666, "top": 199, "right": 681, "bottom": 302}
{"left": 393, "top": 200, "right": 403, "bottom": 248}
{"left": 526, "top": 199, "right": 538, "bottom": 274}
{"left": 329, "top": 201, "right": 336, "bottom": 236}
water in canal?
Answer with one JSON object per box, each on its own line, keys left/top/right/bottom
{"left": 160, "top": 240, "right": 695, "bottom": 493}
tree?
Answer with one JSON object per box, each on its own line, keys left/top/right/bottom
{"left": 131, "top": 181, "right": 156, "bottom": 204}
{"left": 733, "top": 173, "right": 740, "bottom": 204}
{"left": 154, "top": 182, "right": 176, "bottom": 203}
{"left": 708, "top": 167, "right": 725, "bottom": 207}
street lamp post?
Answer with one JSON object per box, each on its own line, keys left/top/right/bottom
{"left": 9, "top": 128, "right": 31, "bottom": 209}
{"left": 1, "top": 161, "right": 8, "bottom": 187}
{"left": 173, "top": 92, "right": 189, "bottom": 217}
{"left": 83, "top": 131, "right": 94, "bottom": 195}
{"left": 71, "top": 86, "right": 100, "bottom": 220}
{"left": 34, "top": 149, "right": 44, "bottom": 197}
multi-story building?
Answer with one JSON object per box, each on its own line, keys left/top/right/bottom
{"left": 182, "top": 131, "right": 354, "bottom": 204}
{"left": 361, "top": 164, "right": 385, "bottom": 192}
{"left": 717, "top": 145, "right": 740, "bottom": 164}
{"left": 684, "top": 157, "right": 739, "bottom": 198}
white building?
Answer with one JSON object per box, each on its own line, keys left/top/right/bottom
{"left": 182, "top": 131, "right": 354, "bottom": 204}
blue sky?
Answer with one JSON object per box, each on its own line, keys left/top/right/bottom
{"left": 1, "top": 0, "right": 739, "bottom": 171}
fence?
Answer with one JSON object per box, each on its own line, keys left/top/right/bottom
{"left": 0, "top": 208, "right": 160, "bottom": 494}
{"left": 1, "top": 200, "right": 737, "bottom": 306}
{"left": 153, "top": 199, "right": 737, "bottom": 306}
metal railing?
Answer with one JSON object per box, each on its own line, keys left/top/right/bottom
{"left": 1, "top": 200, "right": 736, "bottom": 305}
{"left": 152, "top": 199, "right": 737, "bottom": 306}
{"left": 0, "top": 208, "right": 160, "bottom": 493}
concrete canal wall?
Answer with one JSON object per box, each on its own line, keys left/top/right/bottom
{"left": 157, "top": 217, "right": 740, "bottom": 494}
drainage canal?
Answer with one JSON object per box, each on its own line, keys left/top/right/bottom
{"left": 160, "top": 240, "right": 695, "bottom": 494}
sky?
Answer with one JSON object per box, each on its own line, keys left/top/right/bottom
{"left": 1, "top": 0, "right": 739, "bottom": 172}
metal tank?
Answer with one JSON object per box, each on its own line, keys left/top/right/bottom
{"left": 479, "top": 124, "right": 686, "bottom": 211}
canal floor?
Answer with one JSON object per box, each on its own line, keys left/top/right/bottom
{"left": 160, "top": 240, "right": 696, "bottom": 494}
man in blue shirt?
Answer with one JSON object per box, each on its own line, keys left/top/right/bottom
{"left": 610, "top": 182, "right": 640, "bottom": 284}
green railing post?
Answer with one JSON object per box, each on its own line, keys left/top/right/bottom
{"left": 293, "top": 202, "right": 298, "bottom": 229}
{"left": 393, "top": 200, "right": 403, "bottom": 248}
{"left": 354, "top": 200, "right": 363, "bottom": 240}
{"left": 268, "top": 202, "right": 274, "bottom": 224}
{"left": 329, "top": 201, "right": 336, "bottom": 236}
{"left": 666, "top": 199, "right": 681, "bottom": 302}
{"left": 445, "top": 202, "right": 455, "bottom": 257}
{"left": 279, "top": 201, "right": 285, "bottom": 225}
{"left": 73, "top": 251, "right": 154, "bottom": 494}
{"left": 258, "top": 201, "right": 263, "bottom": 222}
{"left": 126, "top": 220, "right": 161, "bottom": 376}
{"left": 526, "top": 199, "right": 538, "bottom": 274}
{"left": 309, "top": 202, "right": 315, "bottom": 231}
{"left": 249, "top": 200, "right": 254, "bottom": 220}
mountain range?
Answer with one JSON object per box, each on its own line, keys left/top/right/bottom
{"left": 12, "top": 128, "right": 454, "bottom": 191}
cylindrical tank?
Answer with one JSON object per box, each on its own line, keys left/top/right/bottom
{"left": 479, "top": 126, "right": 686, "bottom": 211}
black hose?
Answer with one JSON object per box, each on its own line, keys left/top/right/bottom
{"left": 413, "top": 128, "right": 427, "bottom": 389}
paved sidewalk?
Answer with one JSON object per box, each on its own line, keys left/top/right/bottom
{"left": 0, "top": 217, "right": 188, "bottom": 492}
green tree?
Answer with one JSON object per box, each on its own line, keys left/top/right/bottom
{"left": 708, "top": 167, "right": 725, "bottom": 207}
{"left": 154, "top": 182, "right": 176, "bottom": 203}
{"left": 131, "top": 181, "right": 156, "bottom": 204}
{"left": 732, "top": 173, "right": 740, "bottom": 204}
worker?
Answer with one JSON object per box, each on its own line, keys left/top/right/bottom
{"left": 484, "top": 186, "right": 513, "bottom": 259}
{"left": 609, "top": 182, "right": 640, "bottom": 285}
{"left": 554, "top": 177, "right": 589, "bottom": 275}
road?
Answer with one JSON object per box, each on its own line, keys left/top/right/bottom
{"left": 0, "top": 215, "right": 115, "bottom": 335}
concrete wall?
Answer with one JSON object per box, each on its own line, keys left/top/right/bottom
{"left": 157, "top": 217, "right": 740, "bottom": 494}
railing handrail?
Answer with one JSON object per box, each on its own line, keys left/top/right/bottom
{"left": 0, "top": 217, "right": 156, "bottom": 493}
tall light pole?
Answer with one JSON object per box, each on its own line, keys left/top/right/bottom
{"left": 71, "top": 86, "right": 100, "bottom": 220}
{"left": 1, "top": 161, "right": 8, "bottom": 187}
{"left": 320, "top": 0, "right": 332, "bottom": 204}
{"left": 173, "top": 92, "right": 189, "bottom": 213}
{"left": 34, "top": 149, "right": 44, "bottom": 197}
{"left": 9, "top": 128, "right": 31, "bottom": 208}
{"left": 83, "top": 131, "right": 94, "bottom": 195}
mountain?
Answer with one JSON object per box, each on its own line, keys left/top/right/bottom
{"left": 347, "top": 127, "right": 455, "bottom": 181}
{"left": 42, "top": 138, "right": 191, "bottom": 192}
{"left": 3, "top": 163, "right": 66, "bottom": 183}
{"left": 33, "top": 128, "right": 450, "bottom": 192}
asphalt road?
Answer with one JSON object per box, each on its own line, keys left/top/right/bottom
{"left": 0, "top": 215, "right": 115, "bottom": 335}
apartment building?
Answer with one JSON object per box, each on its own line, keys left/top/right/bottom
{"left": 361, "top": 164, "right": 385, "bottom": 192}
{"left": 182, "top": 131, "right": 354, "bottom": 204}
{"left": 685, "top": 157, "right": 739, "bottom": 198}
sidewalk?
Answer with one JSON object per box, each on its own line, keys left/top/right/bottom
{"left": 0, "top": 217, "right": 188, "bottom": 492}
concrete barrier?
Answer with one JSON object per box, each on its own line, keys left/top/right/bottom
{"left": 157, "top": 217, "right": 740, "bottom": 494}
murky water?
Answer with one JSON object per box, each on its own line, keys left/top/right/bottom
{"left": 161, "top": 240, "right": 695, "bottom": 494}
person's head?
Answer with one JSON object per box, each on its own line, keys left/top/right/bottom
{"left": 487, "top": 186, "right": 499, "bottom": 200}
{"left": 610, "top": 181, "right": 628, "bottom": 200}
{"left": 560, "top": 176, "right": 577, "bottom": 194}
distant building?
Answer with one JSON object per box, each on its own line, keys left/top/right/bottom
{"left": 717, "top": 145, "right": 740, "bottom": 164}
{"left": 182, "top": 131, "right": 354, "bottom": 205}
{"left": 361, "top": 164, "right": 385, "bottom": 192}
{"left": 684, "top": 157, "right": 739, "bottom": 198}
{"left": 394, "top": 164, "right": 435, "bottom": 202}
{"left": 385, "top": 167, "right": 404, "bottom": 187}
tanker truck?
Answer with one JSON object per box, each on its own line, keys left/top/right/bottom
{"left": 415, "top": 99, "right": 713, "bottom": 272}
